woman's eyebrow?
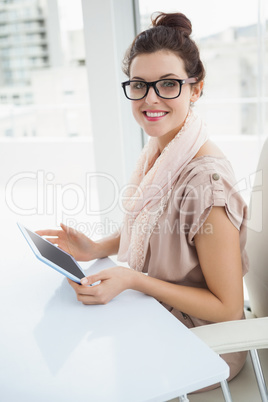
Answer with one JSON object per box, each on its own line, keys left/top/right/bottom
{"left": 130, "top": 73, "right": 179, "bottom": 80}
{"left": 160, "top": 73, "right": 179, "bottom": 78}
{"left": 131, "top": 76, "right": 145, "bottom": 80}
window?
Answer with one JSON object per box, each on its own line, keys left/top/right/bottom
{"left": 0, "top": 0, "right": 91, "bottom": 139}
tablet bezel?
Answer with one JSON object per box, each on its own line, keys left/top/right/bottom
{"left": 17, "top": 222, "right": 85, "bottom": 283}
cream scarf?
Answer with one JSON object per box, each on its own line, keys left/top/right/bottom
{"left": 117, "top": 111, "right": 209, "bottom": 271}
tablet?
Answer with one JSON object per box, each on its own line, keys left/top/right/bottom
{"left": 17, "top": 223, "right": 86, "bottom": 283}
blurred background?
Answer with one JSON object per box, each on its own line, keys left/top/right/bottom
{"left": 0, "top": 0, "right": 267, "bottom": 238}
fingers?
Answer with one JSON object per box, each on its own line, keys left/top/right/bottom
{"left": 67, "top": 278, "right": 104, "bottom": 305}
{"left": 60, "top": 223, "right": 70, "bottom": 233}
{"left": 60, "top": 223, "right": 78, "bottom": 236}
{"left": 36, "top": 229, "right": 61, "bottom": 237}
{"left": 35, "top": 229, "right": 62, "bottom": 248}
{"left": 37, "top": 224, "right": 79, "bottom": 242}
{"left": 81, "top": 273, "right": 103, "bottom": 286}
{"left": 67, "top": 267, "right": 124, "bottom": 305}
{"left": 68, "top": 276, "right": 102, "bottom": 290}
{"left": 36, "top": 223, "right": 72, "bottom": 237}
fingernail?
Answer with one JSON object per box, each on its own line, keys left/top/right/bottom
{"left": 81, "top": 277, "right": 89, "bottom": 285}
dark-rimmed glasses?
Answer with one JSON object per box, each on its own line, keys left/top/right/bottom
{"left": 121, "top": 77, "right": 197, "bottom": 100}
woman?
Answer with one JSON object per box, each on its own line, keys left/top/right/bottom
{"left": 37, "top": 12, "right": 249, "bottom": 385}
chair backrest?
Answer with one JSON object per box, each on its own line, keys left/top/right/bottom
{"left": 245, "top": 138, "right": 268, "bottom": 318}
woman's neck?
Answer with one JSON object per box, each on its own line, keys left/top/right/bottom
{"left": 157, "top": 111, "right": 190, "bottom": 153}
{"left": 156, "top": 124, "right": 183, "bottom": 153}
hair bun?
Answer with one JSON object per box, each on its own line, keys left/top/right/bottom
{"left": 152, "top": 12, "right": 192, "bottom": 37}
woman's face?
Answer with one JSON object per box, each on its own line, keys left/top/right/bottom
{"left": 129, "top": 50, "right": 202, "bottom": 148}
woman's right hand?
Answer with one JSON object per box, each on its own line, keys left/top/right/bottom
{"left": 36, "top": 223, "right": 99, "bottom": 261}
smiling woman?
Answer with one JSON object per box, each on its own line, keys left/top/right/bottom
{"left": 125, "top": 50, "right": 203, "bottom": 150}
{"left": 38, "top": 11, "right": 249, "bottom": 391}
{"left": 121, "top": 12, "right": 205, "bottom": 149}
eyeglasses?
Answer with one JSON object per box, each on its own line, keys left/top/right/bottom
{"left": 121, "top": 77, "right": 197, "bottom": 100}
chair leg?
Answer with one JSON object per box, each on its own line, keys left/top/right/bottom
{"left": 250, "top": 349, "right": 268, "bottom": 402}
{"left": 220, "top": 379, "right": 233, "bottom": 402}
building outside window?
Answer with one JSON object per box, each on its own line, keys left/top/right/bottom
{"left": 0, "top": 0, "right": 91, "bottom": 138}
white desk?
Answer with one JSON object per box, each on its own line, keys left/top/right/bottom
{"left": 0, "top": 221, "right": 229, "bottom": 402}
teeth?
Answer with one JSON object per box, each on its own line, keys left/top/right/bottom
{"left": 146, "top": 112, "right": 166, "bottom": 117}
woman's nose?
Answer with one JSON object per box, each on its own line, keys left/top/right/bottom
{"left": 144, "top": 86, "right": 160, "bottom": 104}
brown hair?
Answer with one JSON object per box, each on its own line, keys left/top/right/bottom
{"left": 122, "top": 12, "right": 205, "bottom": 88}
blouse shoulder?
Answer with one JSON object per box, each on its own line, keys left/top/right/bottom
{"left": 179, "top": 155, "right": 235, "bottom": 186}
{"left": 175, "top": 156, "right": 248, "bottom": 244}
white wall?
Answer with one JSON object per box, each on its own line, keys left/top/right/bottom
{"left": 213, "top": 136, "right": 264, "bottom": 205}
{"left": 1, "top": 139, "right": 102, "bottom": 238}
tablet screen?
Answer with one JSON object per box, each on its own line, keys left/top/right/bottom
{"left": 25, "top": 228, "right": 85, "bottom": 280}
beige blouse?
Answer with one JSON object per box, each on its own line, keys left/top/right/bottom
{"left": 142, "top": 155, "right": 249, "bottom": 381}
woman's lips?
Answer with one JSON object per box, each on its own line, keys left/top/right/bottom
{"left": 143, "top": 110, "right": 168, "bottom": 121}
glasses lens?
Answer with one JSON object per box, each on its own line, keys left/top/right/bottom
{"left": 156, "top": 80, "right": 181, "bottom": 99}
{"left": 126, "top": 81, "right": 147, "bottom": 100}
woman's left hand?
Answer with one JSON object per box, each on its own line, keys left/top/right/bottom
{"left": 67, "top": 266, "right": 136, "bottom": 305}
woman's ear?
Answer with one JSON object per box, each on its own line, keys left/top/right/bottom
{"left": 191, "top": 80, "right": 204, "bottom": 103}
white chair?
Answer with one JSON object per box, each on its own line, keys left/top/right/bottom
{"left": 189, "top": 138, "right": 268, "bottom": 401}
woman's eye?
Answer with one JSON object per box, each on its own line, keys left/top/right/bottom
{"left": 132, "top": 82, "right": 146, "bottom": 90}
{"left": 161, "top": 80, "right": 176, "bottom": 87}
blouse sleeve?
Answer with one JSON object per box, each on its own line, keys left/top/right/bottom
{"left": 178, "top": 161, "right": 248, "bottom": 246}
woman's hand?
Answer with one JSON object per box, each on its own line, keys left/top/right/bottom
{"left": 36, "top": 223, "right": 99, "bottom": 261}
{"left": 67, "top": 266, "right": 137, "bottom": 305}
